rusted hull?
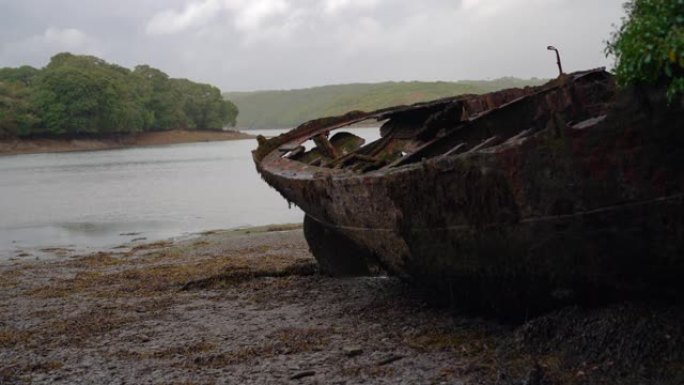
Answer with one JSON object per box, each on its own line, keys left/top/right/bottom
{"left": 253, "top": 70, "right": 684, "bottom": 313}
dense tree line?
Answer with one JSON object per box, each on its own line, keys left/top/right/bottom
{"left": 0, "top": 53, "right": 238, "bottom": 138}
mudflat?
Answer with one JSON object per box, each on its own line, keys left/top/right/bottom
{"left": 0, "top": 226, "right": 681, "bottom": 385}
{"left": 0, "top": 130, "right": 254, "bottom": 156}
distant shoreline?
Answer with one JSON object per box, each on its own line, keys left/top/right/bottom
{"left": 0, "top": 129, "right": 256, "bottom": 156}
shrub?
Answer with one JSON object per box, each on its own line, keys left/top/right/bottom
{"left": 606, "top": 0, "right": 684, "bottom": 101}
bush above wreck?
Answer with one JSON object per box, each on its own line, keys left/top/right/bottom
{"left": 606, "top": 0, "right": 684, "bottom": 101}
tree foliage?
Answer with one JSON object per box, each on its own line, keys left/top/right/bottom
{"left": 0, "top": 81, "right": 39, "bottom": 137}
{"left": 606, "top": 0, "right": 684, "bottom": 100}
{"left": 0, "top": 53, "right": 238, "bottom": 138}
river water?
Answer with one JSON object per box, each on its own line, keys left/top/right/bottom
{"left": 0, "top": 128, "right": 379, "bottom": 260}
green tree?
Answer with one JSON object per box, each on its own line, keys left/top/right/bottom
{"left": 33, "top": 54, "right": 149, "bottom": 135}
{"left": 0, "top": 81, "right": 40, "bottom": 137}
{"left": 133, "top": 65, "right": 186, "bottom": 130}
{"left": 606, "top": 0, "right": 684, "bottom": 100}
{"left": 0, "top": 66, "right": 40, "bottom": 87}
{"left": 223, "top": 99, "right": 238, "bottom": 127}
{"left": 171, "top": 78, "right": 238, "bottom": 130}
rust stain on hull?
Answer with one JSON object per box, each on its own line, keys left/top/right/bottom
{"left": 252, "top": 69, "right": 684, "bottom": 316}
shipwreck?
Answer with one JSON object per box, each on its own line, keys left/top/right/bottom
{"left": 252, "top": 68, "right": 684, "bottom": 315}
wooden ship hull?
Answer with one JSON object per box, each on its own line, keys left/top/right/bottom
{"left": 252, "top": 69, "right": 684, "bottom": 315}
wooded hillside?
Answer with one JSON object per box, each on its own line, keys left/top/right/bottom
{"left": 225, "top": 78, "right": 545, "bottom": 129}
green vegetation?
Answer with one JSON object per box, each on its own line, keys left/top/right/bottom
{"left": 606, "top": 0, "right": 684, "bottom": 100}
{"left": 225, "top": 78, "right": 545, "bottom": 129}
{"left": 0, "top": 53, "right": 238, "bottom": 138}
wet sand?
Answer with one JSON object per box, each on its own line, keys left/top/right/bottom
{"left": 0, "top": 130, "right": 255, "bottom": 156}
{"left": 1, "top": 226, "right": 681, "bottom": 384}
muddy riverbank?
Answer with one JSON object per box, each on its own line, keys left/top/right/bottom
{"left": 0, "top": 130, "right": 254, "bottom": 156}
{"left": 1, "top": 226, "right": 681, "bottom": 384}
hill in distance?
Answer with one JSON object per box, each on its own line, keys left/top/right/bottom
{"left": 225, "top": 77, "right": 547, "bottom": 129}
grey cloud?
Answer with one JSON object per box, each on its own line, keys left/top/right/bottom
{"left": 0, "top": 0, "right": 626, "bottom": 91}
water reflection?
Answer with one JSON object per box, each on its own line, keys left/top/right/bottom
{"left": 0, "top": 127, "right": 380, "bottom": 260}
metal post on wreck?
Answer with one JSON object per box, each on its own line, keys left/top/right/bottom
{"left": 547, "top": 45, "right": 563, "bottom": 76}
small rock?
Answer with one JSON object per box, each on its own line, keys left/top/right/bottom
{"left": 377, "top": 354, "right": 404, "bottom": 366}
{"left": 342, "top": 346, "right": 363, "bottom": 358}
{"left": 290, "top": 370, "right": 316, "bottom": 380}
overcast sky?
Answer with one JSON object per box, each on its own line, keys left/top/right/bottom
{"left": 0, "top": 0, "right": 627, "bottom": 91}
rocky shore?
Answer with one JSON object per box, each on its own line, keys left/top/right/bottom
{"left": 0, "top": 129, "right": 255, "bottom": 156}
{"left": 1, "top": 225, "right": 681, "bottom": 384}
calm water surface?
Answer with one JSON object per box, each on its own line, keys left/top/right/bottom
{"left": 0, "top": 128, "right": 379, "bottom": 260}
